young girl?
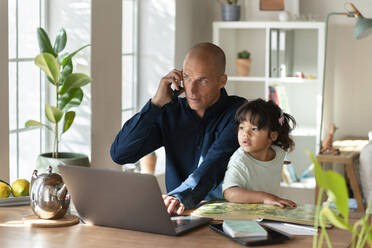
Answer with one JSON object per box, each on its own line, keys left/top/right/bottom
{"left": 222, "top": 98, "right": 297, "bottom": 208}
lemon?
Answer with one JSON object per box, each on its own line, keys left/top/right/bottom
{"left": 11, "top": 179, "right": 30, "bottom": 197}
{"left": 0, "top": 182, "right": 11, "bottom": 198}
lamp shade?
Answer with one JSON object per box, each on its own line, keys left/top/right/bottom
{"left": 353, "top": 15, "right": 372, "bottom": 39}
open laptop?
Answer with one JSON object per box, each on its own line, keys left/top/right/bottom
{"left": 58, "top": 165, "right": 211, "bottom": 236}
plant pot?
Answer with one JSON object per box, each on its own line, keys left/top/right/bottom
{"left": 36, "top": 152, "right": 90, "bottom": 174}
{"left": 221, "top": 5, "right": 241, "bottom": 21}
{"left": 139, "top": 153, "right": 157, "bottom": 174}
{"left": 235, "top": 58, "right": 252, "bottom": 76}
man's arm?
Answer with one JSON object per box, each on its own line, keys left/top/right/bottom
{"left": 111, "top": 69, "right": 184, "bottom": 165}
{"left": 110, "top": 100, "right": 164, "bottom": 164}
{"left": 168, "top": 111, "right": 240, "bottom": 210}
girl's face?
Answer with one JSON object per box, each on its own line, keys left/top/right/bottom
{"left": 237, "top": 114, "right": 278, "bottom": 160}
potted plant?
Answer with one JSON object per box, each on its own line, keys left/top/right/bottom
{"left": 307, "top": 151, "right": 372, "bottom": 248}
{"left": 220, "top": 0, "right": 241, "bottom": 21}
{"left": 235, "top": 50, "right": 251, "bottom": 76}
{"left": 25, "top": 27, "right": 91, "bottom": 173}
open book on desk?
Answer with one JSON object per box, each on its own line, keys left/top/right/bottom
{"left": 191, "top": 202, "right": 333, "bottom": 228}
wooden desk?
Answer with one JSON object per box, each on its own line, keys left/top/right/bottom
{"left": 0, "top": 205, "right": 357, "bottom": 248}
{"left": 316, "top": 139, "right": 369, "bottom": 212}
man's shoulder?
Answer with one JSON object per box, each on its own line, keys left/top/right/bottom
{"left": 220, "top": 95, "right": 246, "bottom": 117}
{"left": 226, "top": 95, "right": 246, "bottom": 106}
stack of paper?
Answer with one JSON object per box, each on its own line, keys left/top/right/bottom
{"left": 260, "top": 220, "right": 317, "bottom": 236}
{"left": 222, "top": 220, "right": 268, "bottom": 238}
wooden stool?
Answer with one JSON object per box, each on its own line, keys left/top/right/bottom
{"left": 315, "top": 151, "right": 365, "bottom": 212}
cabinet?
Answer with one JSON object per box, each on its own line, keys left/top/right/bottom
{"left": 213, "top": 21, "right": 325, "bottom": 184}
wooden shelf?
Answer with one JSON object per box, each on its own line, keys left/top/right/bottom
{"left": 268, "top": 77, "right": 318, "bottom": 84}
{"left": 214, "top": 21, "right": 325, "bottom": 30}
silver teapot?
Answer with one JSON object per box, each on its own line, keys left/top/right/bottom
{"left": 30, "top": 166, "right": 70, "bottom": 219}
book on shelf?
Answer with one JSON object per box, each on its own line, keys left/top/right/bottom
{"left": 268, "top": 85, "right": 279, "bottom": 105}
{"left": 282, "top": 159, "right": 298, "bottom": 184}
{"left": 268, "top": 85, "right": 290, "bottom": 113}
{"left": 222, "top": 220, "right": 268, "bottom": 238}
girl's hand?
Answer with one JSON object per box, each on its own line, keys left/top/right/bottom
{"left": 263, "top": 193, "right": 297, "bottom": 208}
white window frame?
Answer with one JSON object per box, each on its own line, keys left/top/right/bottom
{"left": 122, "top": 0, "right": 139, "bottom": 122}
{"left": 8, "top": 0, "right": 46, "bottom": 181}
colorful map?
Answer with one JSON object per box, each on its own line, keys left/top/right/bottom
{"left": 191, "top": 202, "right": 332, "bottom": 227}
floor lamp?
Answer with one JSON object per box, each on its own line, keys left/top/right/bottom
{"left": 319, "top": 3, "right": 372, "bottom": 148}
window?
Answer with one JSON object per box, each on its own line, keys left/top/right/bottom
{"left": 122, "top": 0, "right": 138, "bottom": 124}
{"left": 9, "top": 0, "right": 46, "bottom": 182}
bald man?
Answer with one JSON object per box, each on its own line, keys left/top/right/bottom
{"left": 111, "top": 43, "right": 245, "bottom": 215}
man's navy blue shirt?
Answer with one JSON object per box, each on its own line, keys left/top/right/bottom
{"left": 110, "top": 88, "right": 245, "bottom": 209}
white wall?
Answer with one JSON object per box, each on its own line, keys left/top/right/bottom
{"left": 300, "top": 0, "right": 372, "bottom": 139}
{"left": 174, "top": 0, "right": 217, "bottom": 68}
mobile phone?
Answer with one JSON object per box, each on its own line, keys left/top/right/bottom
{"left": 209, "top": 223, "right": 291, "bottom": 246}
{"left": 173, "top": 79, "right": 184, "bottom": 97}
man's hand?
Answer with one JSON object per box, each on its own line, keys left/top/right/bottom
{"left": 151, "top": 69, "right": 184, "bottom": 108}
{"left": 162, "top": 195, "right": 185, "bottom": 215}
{"left": 263, "top": 193, "right": 297, "bottom": 208}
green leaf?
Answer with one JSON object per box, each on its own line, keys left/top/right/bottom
{"left": 37, "top": 27, "right": 56, "bottom": 56}
{"left": 58, "top": 88, "right": 84, "bottom": 111}
{"left": 35, "top": 53, "right": 60, "bottom": 84}
{"left": 321, "top": 206, "right": 352, "bottom": 230}
{"left": 47, "top": 75, "right": 56, "bottom": 85}
{"left": 25, "top": 120, "right": 53, "bottom": 132}
{"left": 59, "top": 73, "right": 91, "bottom": 95}
{"left": 306, "top": 150, "right": 327, "bottom": 189}
{"left": 57, "top": 52, "right": 69, "bottom": 64}
{"left": 61, "top": 44, "right": 90, "bottom": 67}
{"left": 324, "top": 170, "right": 349, "bottom": 220}
{"left": 62, "top": 111, "right": 75, "bottom": 133}
{"left": 60, "top": 60, "right": 73, "bottom": 85}
{"left": 367, "top": 226, "right": 372, "bottom": 246}
{"left": 45, "top": 104, "right": 63, "bottom": 124}
{"left": 307, "top": 150, "right": 349, "bottom": 221}
{"left": 53, "top": 28, "right": 67, "bottom": 54}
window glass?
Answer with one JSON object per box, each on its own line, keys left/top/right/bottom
{"left": 18, "top": 61, "right": 41, "bottom": 128}
{"left": 8, "top": 0, "right": 16, "bottom": 59}
{"left": 9, "top": 62, "right": 17, "bottom": 131}
{"left": 9, "top": 0, "right": 43, "bottom": 183}
{"left": 122, "top": 110, "right": 134, "bottom": 125}
{"left": 122, "top": 0, "right": 137, "bottom": 122}
{"left": 18, "top": 0, "right": 40, "bottom": 58}
{"left": 18, "top": 129, "right": 41, "bottom": 180}
{"left": 9, "top": 133, "right": 17, "bottom": 181}
{"left": 122, "top": 55, "right": 134, "bottom": 109}
{"left": 123, "top": 0, "right": 134, "bottom": 54}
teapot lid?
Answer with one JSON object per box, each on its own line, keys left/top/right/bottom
{"left": 32, "top": 166, "right": 63, "bottom": 184}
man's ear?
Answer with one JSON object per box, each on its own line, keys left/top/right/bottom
{"left": 219, "top": 74, "right": 227, "bottom": 89}
{"left": 270, "top": 131, "right": 278, "bottom": 142}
